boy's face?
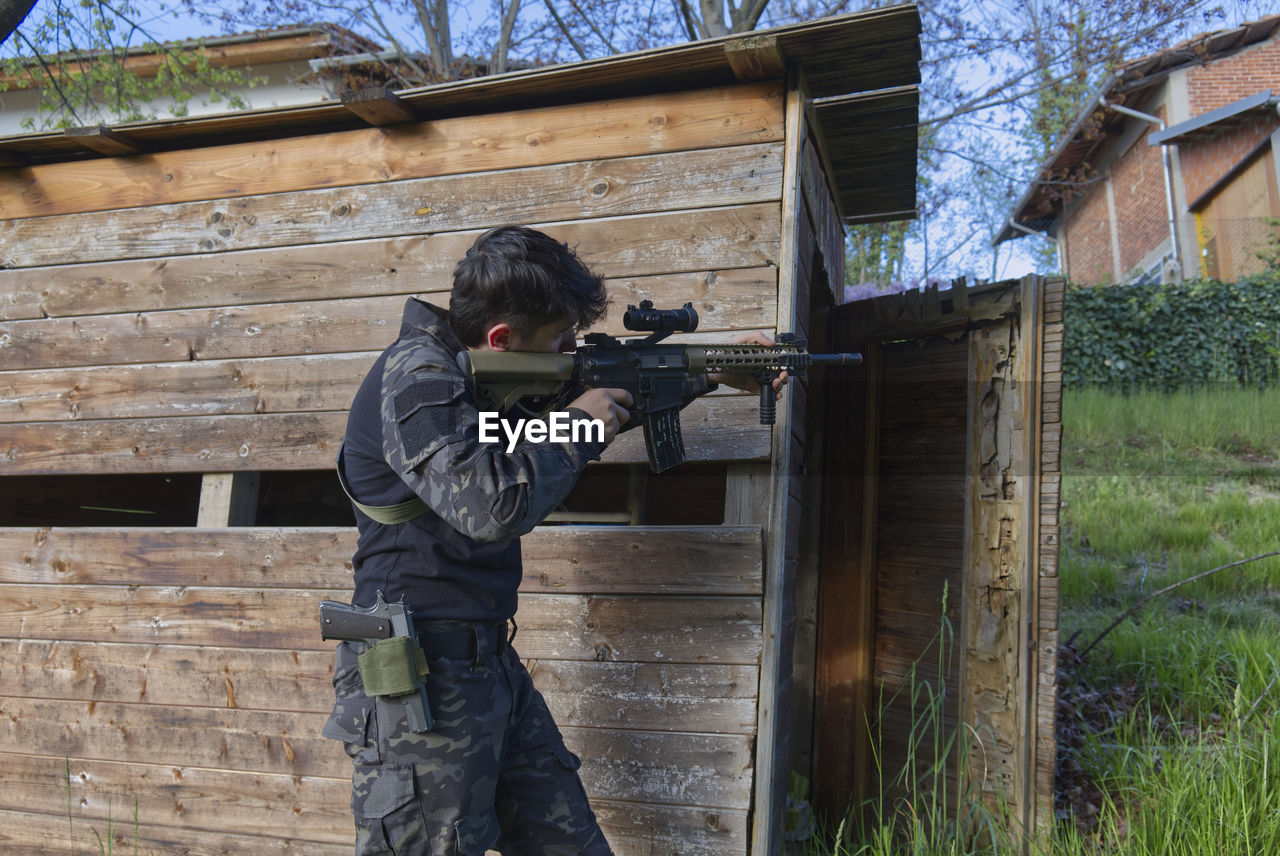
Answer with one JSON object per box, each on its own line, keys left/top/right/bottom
{"left": 488, "top": 317, "right": 577, "bottom": 353}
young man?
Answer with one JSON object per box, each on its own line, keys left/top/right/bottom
{"left": 323, "top": 225, "right": 779, "bottom": 855}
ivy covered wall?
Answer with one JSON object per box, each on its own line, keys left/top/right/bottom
{"left": 1063, "top": 273, "right": 1280, "bottom": 389}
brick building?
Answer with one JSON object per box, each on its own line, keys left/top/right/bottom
{"left": 997, "top": 15, "right": 1280, "bottom": 285}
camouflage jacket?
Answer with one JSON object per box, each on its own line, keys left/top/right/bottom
{"left": 340, "top": 298, "right": 607, "bottom": 621}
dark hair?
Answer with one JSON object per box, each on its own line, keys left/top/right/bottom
{"left": 449, "top": 225, "right": 608, "bottom": 347}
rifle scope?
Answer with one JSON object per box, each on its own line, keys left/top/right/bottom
{"left": 623, "top": 300, "right": 699, "bottom": 333}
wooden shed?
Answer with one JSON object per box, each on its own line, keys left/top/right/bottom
{"left": 0, "top": 5, "right": 1061, "bottom": 854}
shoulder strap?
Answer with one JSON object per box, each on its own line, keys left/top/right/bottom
{"left": 336, "top": 443, "right": 429, "bottom": 525}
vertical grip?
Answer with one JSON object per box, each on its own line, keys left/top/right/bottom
{"left": 758, "top": 383, "right": 776, "bottom": 425}
{"left": 642, "top": 407, "right": 686, "bottom": 473}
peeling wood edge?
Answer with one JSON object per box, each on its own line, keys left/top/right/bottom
{"left": 1019, "top": 274, "right": 1044, "bottom": 849}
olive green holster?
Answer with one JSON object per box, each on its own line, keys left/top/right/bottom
{"left": 357, "top": 636, "right": 430, "bottom": 697}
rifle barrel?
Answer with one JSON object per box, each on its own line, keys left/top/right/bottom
{"left": 809, "top": 352, "right": 863, "bottom": 366}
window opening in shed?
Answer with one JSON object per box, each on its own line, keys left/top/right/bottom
{"left": 546, "top": 462, "right": 728, "bottom": 525}
{"left": 0, "top": 473, "right": 202, "bottom": 526}
{"left": 254, "top": 471, "right": 357, "bottom": 526}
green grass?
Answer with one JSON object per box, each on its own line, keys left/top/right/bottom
{"left": 1055, "top": 385, "right": 1280, "bottom": 853}
{"left": 796, "top": 385, "right": 1280, "bottom": 855}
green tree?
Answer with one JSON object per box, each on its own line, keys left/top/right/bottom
{"left": 1, "top": 0, "right": 261, "bottom": 130}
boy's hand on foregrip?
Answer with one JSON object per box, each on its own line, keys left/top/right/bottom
{"left": 568, "top": 387, "right": 633, "bottom": 443}
{"left": 710, "top": 331, "right": 790, "bottom": 398}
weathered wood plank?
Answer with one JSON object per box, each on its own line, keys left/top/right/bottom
{"left": 0, "top": 235, "right": 433, "bottom": 322}
{"left": 0, "top": 588, "right": 763, "bottom": 662}
{"left": 0, "top": 353, "right": 372, "bottom": 422}
{"left": 515, "top": 595, "right": 762, "bottom": 665}
{"left": 0, "top": 638, "right": 759, "bottom": 734}
{"left": 0, "top": 639, "right": 335, "bottom": 713}
{"left": 0, "top": 751, "right": 350, "bottom": 843}
{"left": 0, "top": 394, "right": 769, "bottom": 474}
{"left": 0, "top": 295, "right": 405, "bottom": 372}
{"left": 519, "top": 526, "right": 763, "bottom": 595}
{"left": 0, "top": 83, "right": 784, "bottom": 222}
{"left": 0, "top": 225, "right": 775, "bottom": 323}
{"left": 0, "top": 269, "right": 777, "bottom": 373}
{"left": 1, "top": 143, "right": 783, "bottom": 269}
{"left": 0, "top": 697, "right": 753, "bottom": 807}
{"left": 532, "top": 660, "right": 759, "bottom": 734}
{"left": 0, "top": 696, "right": 338, "bottom": 776}
{"left": 0, "top": 411, "right": 345, "bottom": 475}
{"left": 565, "top": 725, "right": 754, "bottom": 810}
{"left": 0, "top": 761, "right": 748, "bottom": 856}
{"left": 591, "top": 801, "right": 749, "bottom": 856}
{"left": 0, "top": 525, "right": 762, "bottom": 595}
{"left": 0, "top": 807, "right": 348, "bottom": 856}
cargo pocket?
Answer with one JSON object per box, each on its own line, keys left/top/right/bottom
{"left": 352, "top": 764, "right": 426, "bottom": 856}
{"left": 551, "top": 742, "right": 598, "bottom": 833}
{"left": 452, "top": 806, "right": 500, "bottom": 856}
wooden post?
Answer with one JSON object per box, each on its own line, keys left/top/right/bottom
{"left": 197, "top": 473, "right": 261, "bottom": 527}
{"left": 750, "top": 69, "right": 807, "bottom": 856}
{"left": 626, "top": 465, "right": 648, "bottom": 526}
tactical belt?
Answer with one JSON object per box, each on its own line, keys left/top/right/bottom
{"left": 417, "top": 621, "right": 511, "bottom": 661}
{"left": 335, "top": 443, "right": 429, "bottom": 525}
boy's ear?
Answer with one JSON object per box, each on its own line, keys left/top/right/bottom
{"left": 485, "top": 322, "right": 514, "bottom": 351}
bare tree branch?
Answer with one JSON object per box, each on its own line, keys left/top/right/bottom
{"left": 409, "top": 0, "right": 451, "bottom": 77}
{"left": 676, "top": 0, "right": 702, "bottom": 40}
{"left": 567, "top": 0, "right": 617, "bottom": 53}
{"left": 542, "top": 0, "right": 589, "bottom": 59}
{"left": 1078, "top": 551, "right": 1280, "bottom": 661}
{"left": 493, "top": 0, "right": 524, "bottom": 73}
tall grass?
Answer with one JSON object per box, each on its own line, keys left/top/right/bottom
{"left": 1056, "top": 712, "right": 1280, "bottom": 856}
{"left": 795, "top": 591, "right": 1022, "bottom": 856}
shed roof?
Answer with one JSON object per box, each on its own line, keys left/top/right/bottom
{"left": 0, "top": 25, "right": 380, "bottom": 91}
{"left": 995, "top": 13, "right": 1280, "bottom": 244}
{"left": 0, "top": 5, "right": 921, "bottom": 225}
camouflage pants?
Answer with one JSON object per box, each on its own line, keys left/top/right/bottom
{"left": 324, "top": 634, "right": 614, "bottom": 856}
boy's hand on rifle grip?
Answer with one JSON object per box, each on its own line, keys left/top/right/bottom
{"left": 568, "top": 387, "right": 634, "bottom": 443}
{"left": 711, "top": 331, "right": 790, "bottom": 399}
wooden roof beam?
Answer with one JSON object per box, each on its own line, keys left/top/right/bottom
{"left": 64, "top": 126, "right": 146, "bottom": 157}
{"left": 724, "top": 35, "right": 786, "bottom": 81}
{"left": 340, "top": 86, "right": 423, "bottom": 126}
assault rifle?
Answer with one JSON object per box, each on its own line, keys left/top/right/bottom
{"left": 319, "top": 593, "right": 434, "bottom": 732}
{"left": 461, "top": 301, "right": 861, "bottom": 473}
